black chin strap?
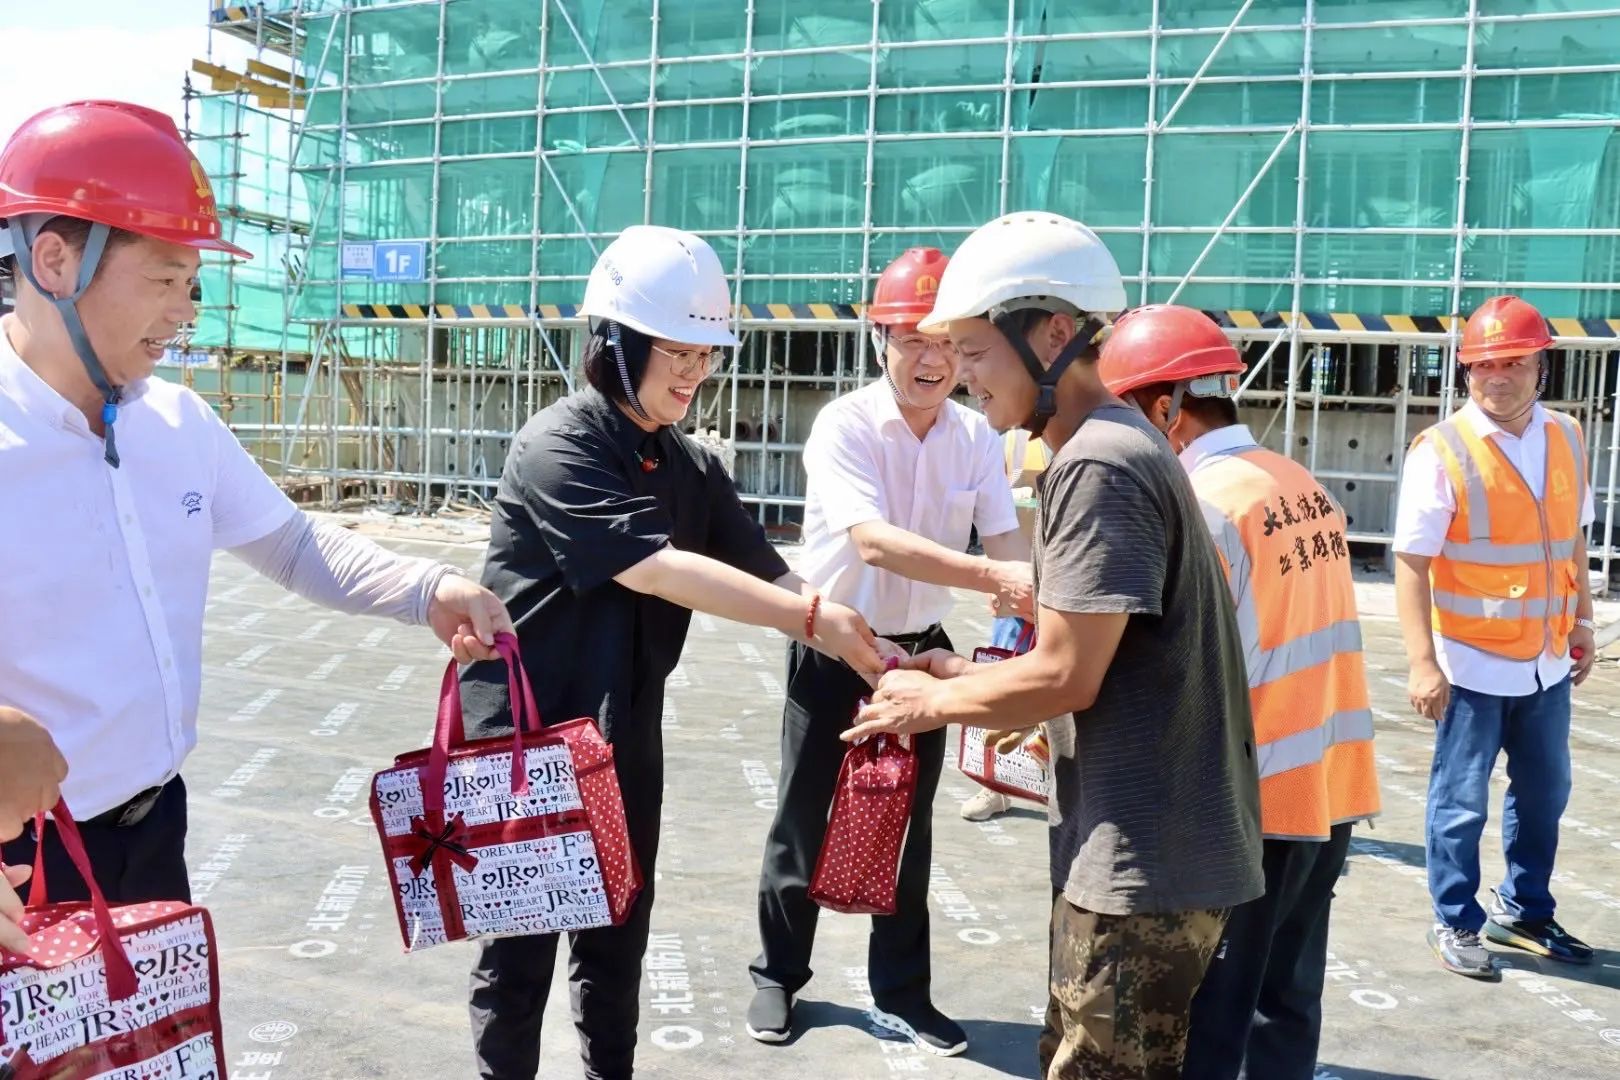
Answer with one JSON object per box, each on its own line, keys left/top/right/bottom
{"left": 5, "top": 218, "right": 123, "bottom": 466}
{"left": 992, "top": 311, "right": 1105, "bottom": 437}
{"left": 608, "top": 320, "right": 652, "bottom": 424}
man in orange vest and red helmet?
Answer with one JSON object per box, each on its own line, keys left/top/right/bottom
{"left": 746, "top": 248, "right": 1029, "bottom": 1054}
{"left": 1395, "top": 295, "right": 1597, "bottom": 979}
{"left": 1099, "top": 304, "right": 1380, "bottom": 1080}
{"left": 0, "top": 103, "right": 509, "bottom": 919}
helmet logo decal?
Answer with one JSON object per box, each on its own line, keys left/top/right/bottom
{"left": 190, "top": 158, "right": 219, "bottom": 219}
{"left": 1481, "top": 316, "right": 1506, "bottom": 341}
{"left": 914, "top": 273, "right": 938, "bottom": 298}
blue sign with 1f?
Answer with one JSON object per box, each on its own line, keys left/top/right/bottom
{"left": 373, "top": 241, "right": 427, "bottom": 282}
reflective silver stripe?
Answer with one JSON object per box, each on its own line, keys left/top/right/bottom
{"left": 1439, "top": 538, "right": 1576, "bottom": 565}
{"left": 1257, "top": 708, "right": 1376, "bottom": 780}
{"left": 1432, "top": 590, "right": 1564, "bottom": 620}
{"left": 1430, "top": 421, "right": 1490, "bottom": 541}
{"left": 1200, "top": 499, "right": 1265, "bottom": 681}
{"left": 1549, "top": 411, "right": 1588, "bottom": 510}
{"left": 1200, "top": 499, "right": 1249, "bottom": 580}
{"left": 1250, "top": 618, "right": 1363, "bottom": 689}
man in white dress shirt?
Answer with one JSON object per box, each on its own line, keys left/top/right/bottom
{"left": 745, "top": 248, "right": 1030, "bottom": 1055}
{"left": 0, "top": 101, "right": 511, "bottom": 929}
{"left": 1394, "top": 294, "right": 1597, "bottom": 979}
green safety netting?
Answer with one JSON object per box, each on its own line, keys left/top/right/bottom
{"left": 191, "top": 0, "right": 1620, "bottom": 354}
{"left": 190, "top": 96, "right": 310, "bottom": 351}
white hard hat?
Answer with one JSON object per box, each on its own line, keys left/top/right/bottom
{"left": 918, "top": 211, "right": 1127, "bottom": 332}
{"left": 581, "top": 225, "right": 738, "bottom": 347}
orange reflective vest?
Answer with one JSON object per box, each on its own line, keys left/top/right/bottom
{"left": 1003, "top": 429, "right": 1052, "bottom": 487}
{"left": 1413, "top": 411, "right": 1586, "bottom": 661}
{"left": 1190, "top": 439, "right": 1381, "bottom": 841}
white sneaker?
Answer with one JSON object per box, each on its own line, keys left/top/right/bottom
{"left": 959, "top": 789, "right": 1011, "bottom": 821}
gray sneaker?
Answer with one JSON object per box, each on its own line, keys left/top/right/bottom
{"left": 960, "top": 789, "right": 1011, "bottom": 821}
{"left": 1428, "top": 924, "right": 1500, "bottom": 980}
{"left": 746, "top": 986, "right": 793, "bottom": 1043}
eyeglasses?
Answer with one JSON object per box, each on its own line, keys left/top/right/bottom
{"left": 650, "top": 343, "right": 724, "bottom": 378}
{"left": 888, "top": 334, "right": 959, "bottom": 360}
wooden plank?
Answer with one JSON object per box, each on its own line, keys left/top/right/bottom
{"left": 247, "top": 58, "right": 309, "bottom": 90}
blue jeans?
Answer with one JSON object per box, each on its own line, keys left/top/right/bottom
{"left": 1426, "top": 677, "right": 1572, "bottom": 932}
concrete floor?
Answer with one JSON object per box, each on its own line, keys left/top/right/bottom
{"left": 183, "top": 531, "right": 1620, "bottom": 1080}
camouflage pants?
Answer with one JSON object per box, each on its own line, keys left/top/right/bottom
{"left": 1039, "top": 896, "right": 1228, "bottom": 1080}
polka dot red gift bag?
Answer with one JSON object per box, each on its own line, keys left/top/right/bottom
{"left": 0, "top": 802, "right": 228, "bottom": 1079}
{"left": 808, "top": 705, "right": 918, "bottom": 916}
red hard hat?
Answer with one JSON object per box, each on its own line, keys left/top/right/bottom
{"left": 1458, "top": 295, "right": 1553, "bottom": 364}
{"left": 1098, "top": 304, "right": 1244, "bottom": 397}
{"left": 868, "top": 247, "right": 950, "bottom": 326}
{"left": 0, "top": 100, "right": 250, "bottom": 257}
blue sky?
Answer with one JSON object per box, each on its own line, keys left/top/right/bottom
{"left": 2, "top": 0, "right": 254, "bottom": 143}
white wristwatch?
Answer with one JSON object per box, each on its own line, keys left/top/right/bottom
{"left": 1574, "top": 617, "right": 1596, "bottom": 632}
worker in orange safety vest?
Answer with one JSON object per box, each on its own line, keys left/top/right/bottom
{"left": 1394, "top": 294, "right": 1597, "bottom": 981}
{"left": 1100, "top": 304, "right": 1381, "bottom": 1080}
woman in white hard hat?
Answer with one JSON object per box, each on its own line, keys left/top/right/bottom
{"left": 459, "top": 225, "right": 892, "bottom": 1080}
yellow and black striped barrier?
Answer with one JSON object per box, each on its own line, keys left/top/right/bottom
{"left": 335, "top": 303, "right": 1620, "bottom": 340}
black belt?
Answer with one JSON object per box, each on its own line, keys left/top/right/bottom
{"left": 878, "top": 624, "right": 943, "bottom": 654}
{"left": 85, "top": 783, "right": 167, "bottom": 829}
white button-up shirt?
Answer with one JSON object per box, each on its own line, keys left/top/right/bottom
{"left": 1177, "top": 423, "right": 1263, "bottom": 476}
{"left": 0, "top": 321, "right": 297, "bottom": 817}
{"left": 797, "top": 380, "right": 1018, "bottom": 634}
{"left": 1394, "top": 401, "right": 1596, "bottom": 696}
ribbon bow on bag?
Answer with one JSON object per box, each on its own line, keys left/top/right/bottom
{"left": 849, "top": 734, "right": 912, "bottom": 793}
{"left": 406, "top": 812, "right": 479, "bottom": 877}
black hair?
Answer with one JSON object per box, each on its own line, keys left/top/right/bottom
{"left": 1004, "top": 306, "right": 1102, "bottom": 364}
{"left": 582, "top": 320, "right": 653, "bottom": 404}
{"left": 0, "top": 216, "right": 139, "bottom": 283}
{"left": 38, "top": 217, "right": 139, "bottom": 254}
{"left": 1128, "top": 380, "right": 1239, "bottom": 427}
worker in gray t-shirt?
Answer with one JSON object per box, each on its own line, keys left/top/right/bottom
{"left": 844, "top": 212, "right": 1262, "bottom": 1080}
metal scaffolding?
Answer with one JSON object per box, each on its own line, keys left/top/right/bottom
{"left": 185, "top": 0, "right": 1620, "bottom": 585}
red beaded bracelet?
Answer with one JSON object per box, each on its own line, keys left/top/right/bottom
{"left": 805, "top": 592, "right": 822, "bottom": 641}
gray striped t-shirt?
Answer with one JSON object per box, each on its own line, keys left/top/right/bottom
{"left": 1034, "top": 404, "right": 1263, "bottom": 915}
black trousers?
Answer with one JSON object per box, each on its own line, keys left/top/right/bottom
{"left": 0, "top": 777, "right": 191, "bottom": 904}
{"left": 1181, "top": 822, "right": 1353, "bottom": 1080}
{"left": 469, "top": 714, "right": 664, "bottom": 1080}
{"left": 749, "top": 627, "right": 950, "bottom": 1010}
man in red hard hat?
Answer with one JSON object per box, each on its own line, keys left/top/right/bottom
{"left": 1101, "top": 305, "right": 1380, "bottom": 1080}
{"left": 0, "top": 101, "right": 512, "bottom": 921}
{"left": 1395, "top": 295, "right": 1597, "bottom": 979}
{"left": 745, "top": 248, "right": 1031, "bottom": 1054}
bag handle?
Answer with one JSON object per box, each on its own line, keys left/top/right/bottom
{"left": 27, "top": 818, "right": 49, "bottom": 907}
{"left": 21, "top": 803, "right": 139, "bottom": 1000}
{"left": 423, "top": 632, "right": 542, "bottom": 816}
